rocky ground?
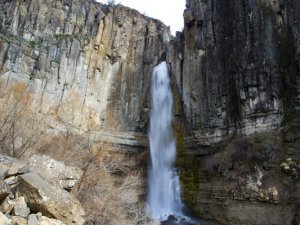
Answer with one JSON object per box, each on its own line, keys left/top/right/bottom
{"left": 178, "top": 125, "right": 300, "bottom": 225}
{"left": 0, "top": 154, "right": 85, "bottom": 225}
{"left": 0, "top": 145, "right": 158, "bottom": 225}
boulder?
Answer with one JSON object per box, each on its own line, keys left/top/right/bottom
{"left": 12, "top": 197, "right": 31, "bottom": 218}
{"left": 0, "top": 179, "right": 10, "bottom": 201}
{"left": 17, "top": 172, "right": 85, "bottom": 225}
{"left": 38, "top": 216, "right": 66, "bottom": 225}
{"left": 12, "top": 216, "right": 28, "bottom": 225}
{"left": 0, "top": 155, "right": 27, "bottom": 177}
{"left": 29, "top": 155, "right": 82, "bottom": 190}
{"left": 0, "top": 211, "right": 12, "bottom": 225}
{"left": 4, "top": 176, "right": 18, "bottom": 186}
{"left": 28, "top": 214, "right": 39, "bottom": 225}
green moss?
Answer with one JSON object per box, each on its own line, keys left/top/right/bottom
{"left": 29, "top": 72, "right": 34, "bottom": 80}
{"left": 54, "top": 33, "right": 79, "bottom": 43}
{"left": 179, "top": 155, "right": 202, "bottom": 216}
{"left": 28, "top": 38, "right": 43, "bottom": 49}
{"left": 0, "top": 33, "right": 23, "bottom": 45}
{"left": 0, "top": 33, "right": 45, "bottom": 50}
{"left": 50, "top": 59, "right": 60, "bottom": 65}
{"left": 171, "top": 79, "right": 202, "bottom": 216}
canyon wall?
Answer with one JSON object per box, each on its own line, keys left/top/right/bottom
{"left": 2, "top": 0, "right": 298, "bottom": 148}
{"left": 0, "top": 0, "right": 299, "bottom": 225}
{"left": 170, "top": 0, "right": 300, "bottom": 146}
{"left": 169, "top": 1, "right": 300, "bottom": 224}
{"left": 0, "top": 0, "right": 170, "bottom": 146}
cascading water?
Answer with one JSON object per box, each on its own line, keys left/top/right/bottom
{"left": 148, "top": 61, "right": 183, "bottom": 220}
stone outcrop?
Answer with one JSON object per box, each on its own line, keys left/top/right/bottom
{"left": 0, "top": 0, "right": 299, "bottom": 224}
{"left": 169, "top": 0, "right": 300, "bottom": 146}
{"left": 168, "top": 1, "right": 300, "bottom": 223}
{"left": 29, "top": 155, "right": 82, "bottom": 190}
{"left": 0, "top": 180, "right": 10, "bottom": 201}
{"left": 12, "top": 196, "right": 31, "bottom": 218}
{"left": 0, "top": 0, "right": 170, "bottom": 140}
{"left": 18, "top": 172, "right": 85, "bottom": 225}
{"left": 178, "top": 130, "right": 300, "bottom": 225}
{"left": 0, "top": 154, "right": 84, "bottom": 225}
{"left": 0, "top": 211, "right": 12, "bottom": 225}
{"left": 0, "top": 155, "right": 27, "bottom": 177}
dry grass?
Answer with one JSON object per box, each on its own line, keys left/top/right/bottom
{"left": 0, "top": 81, "right": 154, "bottom": 225}
{"left": 0, "top": 82, "right": 47, "bottom": 158}
{"left": 32, "top": 129, "right": 153, "bottom": 224}
{"left": 72, "top": 142, "right": 151, "bottom": 225}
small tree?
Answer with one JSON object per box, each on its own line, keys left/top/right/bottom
{"left": 0, "top": 82, "right": 47, "bottom": 158}
{"left": 106, "top": 0, "right": 116, "bottom": 6}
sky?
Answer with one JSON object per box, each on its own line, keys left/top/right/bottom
{"left": 96, "top": 0, "right": 186, "bottom": 35}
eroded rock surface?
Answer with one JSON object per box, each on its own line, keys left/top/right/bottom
{"left": 0, "top": 0, "right": 170, "bottom": 138}
{"left": 17, "top": 172, "right": 85, "bottom": 225}
{"left": 170, "top": 0, "right": 300, "bottom": 145}
{"left": 29, "top": 155, "right": 82, "bottom": 190}
{"left": 0, "top": 0, "right": 299, "bottom": 225}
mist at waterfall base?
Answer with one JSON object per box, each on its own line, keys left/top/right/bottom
{"left": 147, "top": 62, "right": 200, "bottom": 225}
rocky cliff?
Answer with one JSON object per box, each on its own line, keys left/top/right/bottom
{"left": 0, "top": 0, "right": 299, "bottom": 225}
{"left": 169, "top": 1, "right": 300, "bottom": 224}
{"left": 0, "top": 0, "right": 170, "bottom": 141}
{"left": 2, "top": 0, "right": 298, "bottom": 148}
{"left": 170, "top": 0, "right": 300, "bottom": 146}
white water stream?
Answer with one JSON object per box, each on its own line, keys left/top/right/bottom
{"left": 148, "top": 61, "right": 183, "bottom": 220}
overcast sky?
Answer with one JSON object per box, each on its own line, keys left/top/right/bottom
{"left": 96, "top": 0, "right": 186, "bottom": 35}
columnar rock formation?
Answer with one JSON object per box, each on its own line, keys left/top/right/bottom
{"left": 168, "top": 1, "right": 300, "bottom": 224}
{"left": 170, "top": 0, "right": 300, "bottom": 146}
{"left": 0, "top": 0, "right": 170, "bottom": 136}
{"left": 0, "top": 0, "right": 299, "bottom": 225}
{"left": 1, "top": 0, "right": 299, "bottom": 145}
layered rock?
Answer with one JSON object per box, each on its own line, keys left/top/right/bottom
{"left": 0, "top": 0, "right": 299, "bottom": 224}
{"left": 0, "top": 0, "right": 170, "bottom": 141}
{"left": 169, "top": 1, "right": 300, "bottom": 224}
{"left": 169, "top": 0, "right": 300, "bottom": 145}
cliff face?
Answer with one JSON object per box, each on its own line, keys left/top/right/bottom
{"left": 0, "top": 0, "right": 299, "bottom": 225}
{"left": 169, "top": 1, "right": 300, "bottom": 224}
{"left": 2, "top": 0, "right": 298, "bottom": 146}
{"left": 170, "top": 0, "right": 300, "bottom": 146}
{"left": 0, "top": 0, "right": 170, "bottom": 139}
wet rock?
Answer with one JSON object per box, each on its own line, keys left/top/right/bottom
{"left": 28, "top": 155, "right": 82, "bottom": 190}
{"left": 17, "top": 172, "right": 85, "bottom": 225}
{"left": 161, "top": 215, "right": 200, "bottom": 225}
{"left": 170, "top": 0, "right": 300, "bottom": 146}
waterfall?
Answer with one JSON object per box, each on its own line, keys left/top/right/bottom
{"left": 148, "top": 61, "right": 183, "bottom": 220}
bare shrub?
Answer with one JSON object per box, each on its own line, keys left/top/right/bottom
{"left": 72, "top": 143, "right": 150, "bottom": 225}
{"left": 106, "top": 0, "right": 116, "bottom": 6}
{"left": 0, "top": 82, "right": 47, "bottom": 158}
{"left": 0, "top": 81, "right": 151, "bottom": 224}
